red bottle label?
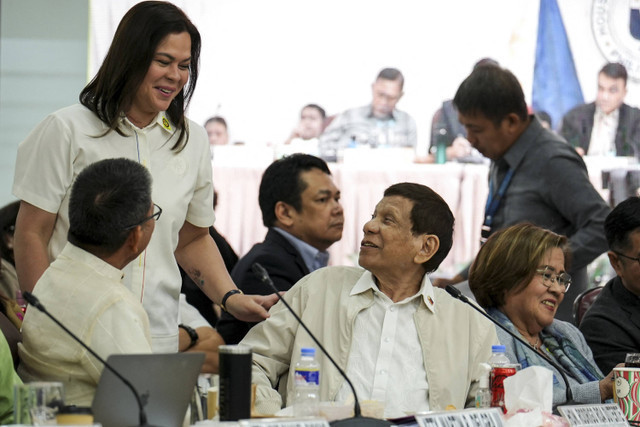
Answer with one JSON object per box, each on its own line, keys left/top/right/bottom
{"left": 490, "top": 366, "right": 517, "bottom": 413}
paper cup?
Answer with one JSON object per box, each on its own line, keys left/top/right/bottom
{"left": 613, "top": 367, "right": 640, "bottom": 421}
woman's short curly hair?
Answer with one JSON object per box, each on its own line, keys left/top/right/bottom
{"left": 469, "top": 223, "right": 570, "bottom": 308}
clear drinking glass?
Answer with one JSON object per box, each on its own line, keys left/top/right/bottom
{"left": 14, "top": 381, "right": 64, "bottom": 425}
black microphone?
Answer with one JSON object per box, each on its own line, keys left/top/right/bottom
{"left": 251, "top": 263, "right": 391, "bottom": 427}
{"left": 444, "top": 285, "right": 575, "bottom": 406}
{"left": 23, "top": 291, "right": 158, "bottom": 427}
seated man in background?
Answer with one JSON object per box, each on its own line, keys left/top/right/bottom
{"left": 425, "top": 58, "right": 498, "bottom": 163}
{"left": 242, "top": 183, "right": 497, "bottom": 417}
{"left": 278, "top": 104, "right": 326, "bottom": 157}
{"left": 319, "top": 68, "right": 417, "bottom": 161}
{"left": 205, "top": 116, "right": 229, "bottom": 146}
{"left": 217, "top": 154, "right": 344, "bottom": 344}
{"left": 435, "top": 65, "right": 610, "bottom": 322}
{"left": 560, "top": 62, "right": 640, "bottom": 157}
{"left": 18, "top": 158, "right": 153, "bottom": 406}
{"left": 580, "top": 196, "right": 640, "bottom": 374}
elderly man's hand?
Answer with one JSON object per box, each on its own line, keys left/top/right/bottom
{"left": 432, "top": 274, "right": 465, "bottom": 289}
{"left": 225, "top": 293, "right": 279, "bottom": 322}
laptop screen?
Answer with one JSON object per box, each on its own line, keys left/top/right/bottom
{"left": 92, "top": 353, "right": 204, "bottom": 427}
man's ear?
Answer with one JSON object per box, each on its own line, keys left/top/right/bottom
{"left": 608, "top": 250, "right": 624, "bottom": 277}
{"left": 126, "top": 226, "right": 143, "bottom": 254}
{"left": 274, "top": 201, "right": 295, "bottom": 227}
{"left": 414, "top": 234, "right": 440, "bottom": 265}
{"left": 504, "top": 113, "right": 524, "bottom": 132}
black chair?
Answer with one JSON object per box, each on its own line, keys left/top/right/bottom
{"left": 572, "top": 285, "right": 604, "bottom": 326}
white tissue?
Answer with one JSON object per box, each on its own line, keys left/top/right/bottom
{"left": 503, "top": 366, "right": 554, "bottom": 413}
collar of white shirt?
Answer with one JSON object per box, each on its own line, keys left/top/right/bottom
{"left": 120, "top": 112, "right": 175, "bottom": 134}
{"left": 349, "top": 270, "right": 436, "bottom": 313}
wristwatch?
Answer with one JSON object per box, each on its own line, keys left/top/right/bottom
{"left": 220, "top": 289, "right": 243, "bottom": 312}
{"left": 178, "top": 324, "right": 198, "bottom": 349}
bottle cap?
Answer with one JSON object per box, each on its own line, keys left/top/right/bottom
{"left": 301, "top": 347, "right": 316, "bottom": 356}
{"left": 491, "top": 344, "right": 506, "bottom": 353}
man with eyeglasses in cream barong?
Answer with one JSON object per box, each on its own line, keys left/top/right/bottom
{"left": 18, "top": 159, "right": 155, "bottom": 406}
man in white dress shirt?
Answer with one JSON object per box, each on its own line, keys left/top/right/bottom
{"left": 242, "top": 183, "right": 497, "bottom": 418}
{"left": 560, "top": 62, "right": 640, "bottom": 158}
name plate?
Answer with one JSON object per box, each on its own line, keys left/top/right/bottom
{"left": 415, "top": 408, "right": 503, "bottom": 426}
{"left": 557, "top": 403, "right": 628, "bottom": 426}
{"left": 240, "top": 418, "right": 330, "bottom": 427}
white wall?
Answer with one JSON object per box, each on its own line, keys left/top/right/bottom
{"left": 0, "top": 0, "right": 88, "bottom": 205}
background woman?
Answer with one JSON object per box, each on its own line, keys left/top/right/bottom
{"left": 12, "top": 1, "right": 275, "bottom": 353}
{"left": 469, "top": 223, "right": 614, "bottom": 405}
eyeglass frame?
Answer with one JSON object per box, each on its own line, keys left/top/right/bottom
{"left": 124, "top": 203, "right": 162, "bottom": 230}
{"left": 535, "top": 266, "right": 572, "bottom": 294}
{"left": 612, "top": 250, "right": 640, "bottom": 267}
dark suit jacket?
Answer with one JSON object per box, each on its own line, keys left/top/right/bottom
{"left": 579, "top": 276, "right": 640, "bottom": 374}
{"left": 216, "top": 228, "right": 310, "bottom": 344}
{"left": 560, "top": 102, "right": 640, "bottom": 157}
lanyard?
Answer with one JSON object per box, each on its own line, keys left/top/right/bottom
{"left": 484, "top": 167, "right": 514, "bottom": 228}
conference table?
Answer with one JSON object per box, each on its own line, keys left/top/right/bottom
{"left": 211, "top": 150, "right": 636, "bottom": 277}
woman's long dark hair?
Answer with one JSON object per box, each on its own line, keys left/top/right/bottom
{"left": 80, "top": 1, "right": 201, "bottom": 151}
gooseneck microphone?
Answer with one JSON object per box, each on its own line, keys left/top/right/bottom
{"left": 23, "top": 291, "right": 158, "bottom": 427}
{"left": 251, "top": 263, "right": 391, "bottom": 427}
{"left": 444, "top": 285, "right": 575, "bottom": 406}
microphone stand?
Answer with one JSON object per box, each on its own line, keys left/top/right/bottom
{"left": 23, "top": 291, "right": 158, "bottom": 427}
{"left": 251, "top": 263, "right": 391, "bottom": 427}
{"left": 444, "top": 285, "right": 575, "bottom": 408}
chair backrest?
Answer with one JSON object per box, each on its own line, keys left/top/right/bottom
{"left": 573, "top": 285, "right": 604, "bottom": 326}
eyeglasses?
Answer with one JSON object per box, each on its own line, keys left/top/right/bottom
{"left": 124, "top": 203, "right": 162, "bottom": 230}
{"left": 613, "top": 251, "right": 640, "bottom": 267}
{"left": 536, "top": 266, "right": 572, "bottom": 294}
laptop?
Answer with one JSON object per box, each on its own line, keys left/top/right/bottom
{"left": 92, "top": 353, "right": 204, "bottom": 427}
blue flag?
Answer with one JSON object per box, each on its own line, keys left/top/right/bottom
{"left": 532, "top": 0, "right": 584, "bottom": 130}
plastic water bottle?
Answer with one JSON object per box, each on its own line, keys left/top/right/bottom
{"left": 488, "top": 345, "right": 515, "bottom": 412}
{"left": 475, "top": 363, "right": 491, "bottom": 408}
{"left": 293, "top": 347, "right": 320, "bottom": 417}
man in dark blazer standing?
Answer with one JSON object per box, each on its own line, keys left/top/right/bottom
{"left": 560, "top": 63, "right": 640, "bottom": 158}
{"left": 580, "top": 197, "right": 640, "bottom": 374}
{"left": 216, "top": 154, "right": 344, "bottom": 344}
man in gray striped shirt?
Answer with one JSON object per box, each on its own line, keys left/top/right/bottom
{"left": 319, "top": 68, "right": 417, "bottom": 161}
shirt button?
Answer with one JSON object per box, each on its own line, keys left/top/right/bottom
{"left": 380, "top": 370, "right": 387, "bottom": 375}
{"left": 384, "top": 337, "right": 390, "bottom": 343}
{"left": 389, "top": 307, "right": 395, "bottom": 312}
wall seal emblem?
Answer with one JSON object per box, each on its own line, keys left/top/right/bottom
{"left": 592, "top": 0, "right": 640, "bottom": 81}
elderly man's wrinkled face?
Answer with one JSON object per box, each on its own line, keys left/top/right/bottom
{"left": 359, "top": 196, "right": 425, "bottom": 277}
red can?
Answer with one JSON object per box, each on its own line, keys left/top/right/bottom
{"left": 490, "top": 365, "right": 518, "bottom": 412}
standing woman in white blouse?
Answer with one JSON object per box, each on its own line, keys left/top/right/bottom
{"left": 12, "top": 1, "right": 276, "bottom": 353}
